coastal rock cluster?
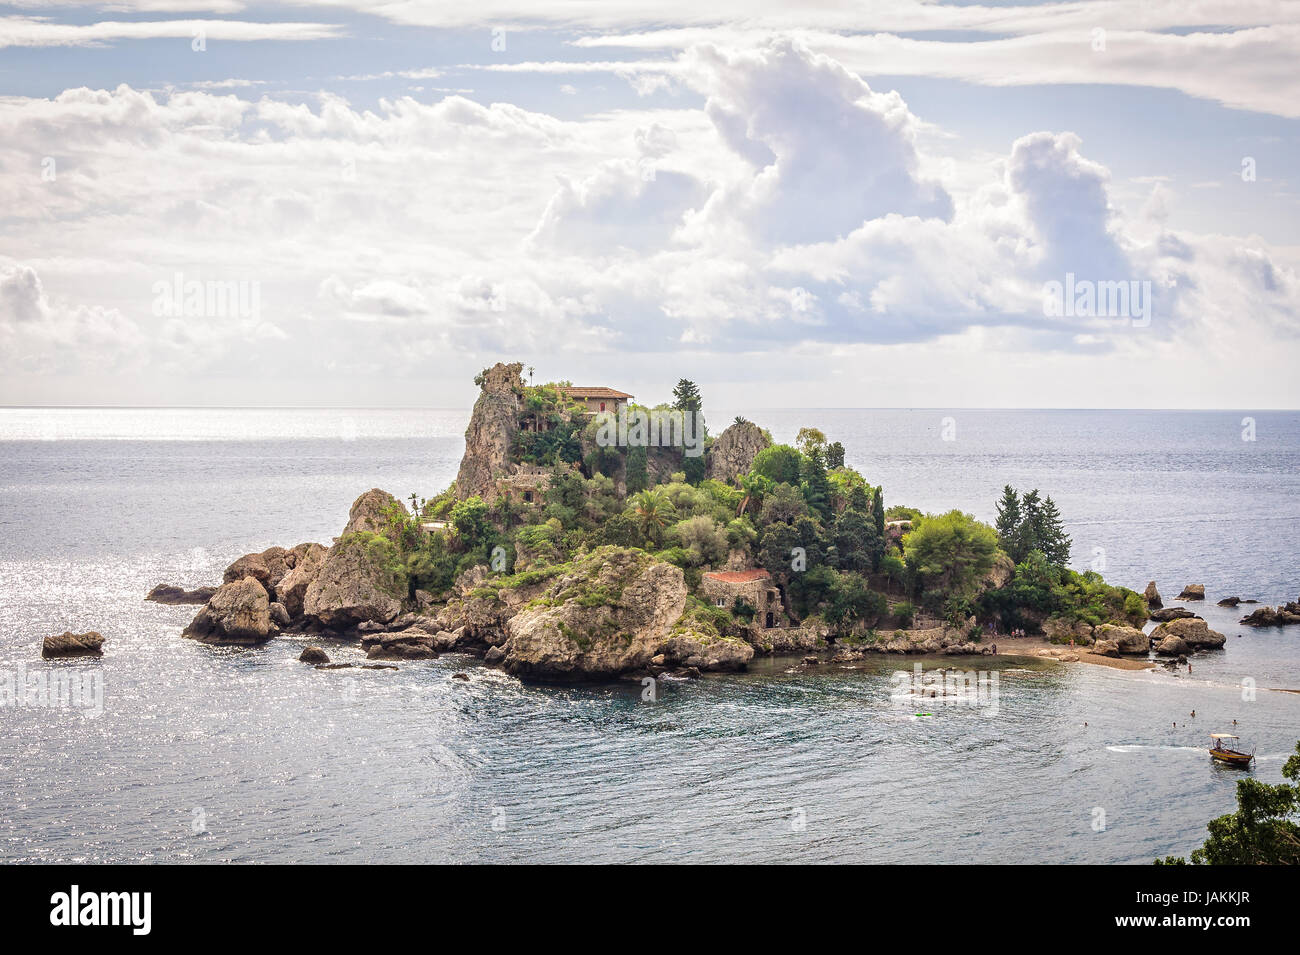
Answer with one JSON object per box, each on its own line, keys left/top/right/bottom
{"left": 1240, "top": 602, "right": 1300, "bottom": 627}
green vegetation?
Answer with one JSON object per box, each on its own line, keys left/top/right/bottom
{"left": 1157, "top": 740, "right": 1300, "bottom": 865}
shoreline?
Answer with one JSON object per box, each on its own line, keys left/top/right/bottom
{"left": 984, "top": 634, "right": 1156, "bottom": 671}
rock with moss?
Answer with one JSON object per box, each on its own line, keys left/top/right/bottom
{"left": 502, "top": 547, "right": 687, "bottom": 680}
{"left": 341, "top": 488, "right": 406, "bottom": 542}
{"left": 183, "top": 576, "right": 272, "bottom": 644}
{"left": 303, "top": 532, "right": 407, "bottom": 631}
{"left": 657, "top": 601, "right": 754, "bottom": 672}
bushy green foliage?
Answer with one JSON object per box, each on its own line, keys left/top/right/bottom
{"left": 450, "top": 496, "right": 491, "bottom": 550}
{"left": 751, "top": 444, "right": 803, "bottom": 485}
{"left": 996, "top": 485, "right": 1071, "bottom": 565}
{"left": 667, "top": 515, "right": 729, "bottom": 566}
{"left": 1158, "top": 740, "right": 1300, "bottom": 865}
{"left": 903, "top": 510, "right": 999, "bottom": 605}
{"left": 980, "top": 549, "right": 1147, "bottom": 631}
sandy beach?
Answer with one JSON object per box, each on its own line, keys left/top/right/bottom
{"left": 989, "top": 635, "right": 1156, "bottom": 671}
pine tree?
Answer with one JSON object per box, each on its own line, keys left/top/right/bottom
{"left": 671, "top": 379, "right": 702, "bottom": 413}
{"left": 1019, "top": 489, "right": 1043, "bottom": 561}
{"left": 995, "top": 485, "right": 1022, "bottom": 559}
{"left": 799, "top": 446, "right": 832, "bottom": 521}
{"left": 825, "top": 440, "right": 845, "bottom": 470}
{"left": 1039, "top": 496, "right": 1072, "bottom": 566}
{"left": 871, "top": 487, "right": 885, "bottom": 538}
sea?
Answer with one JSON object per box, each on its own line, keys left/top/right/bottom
{"left": 1, "top": 407, "right": 1297, "bottom": 864}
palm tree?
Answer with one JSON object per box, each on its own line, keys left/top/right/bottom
{"left": 409, "top": 492, "right": 419, "bottom": 517}
{"left": 632, "top": 488, "right": 674, "bottom": 542}
{"left": 737, "top": 473, "right": 771, "bottom": 517}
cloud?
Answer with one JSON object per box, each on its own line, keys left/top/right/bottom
{"left": 0, "top": 16, "right": 343, "bottom": 48}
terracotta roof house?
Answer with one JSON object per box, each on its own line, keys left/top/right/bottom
{"left": 702, "top": 568, "right": 786, "bottom": 629}
{"left": 561, "top": 386, "right": 634, "bottom": 415}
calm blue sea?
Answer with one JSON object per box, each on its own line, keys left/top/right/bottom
{"left": 1, "top": 407, "right": 1297, "bottom": 863}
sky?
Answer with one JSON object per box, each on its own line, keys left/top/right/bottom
{"left": 1, "top": 1, "right": 1298, "bottom": 409}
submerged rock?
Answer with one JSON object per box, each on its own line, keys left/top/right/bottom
{"left": 42, "top": 631, "right": 104, "bottom": 659}
{"left": 299, "top": 646, "right": 330, "bottom": 664}
{"left": 146, "top": 584, "right": 217, "bottom": 605}
{"left": 183, "top": 577, "right": 273, "bottom": 644}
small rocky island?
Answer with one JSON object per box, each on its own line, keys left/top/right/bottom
{"left": 152, "top": 362, "right": 1265, "bottom": 681}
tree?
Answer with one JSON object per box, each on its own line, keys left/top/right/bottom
{"left": 795, "top": 427, "right": 827, "bottom": 458}
{"left": 871, "top": 488, "right": 885, "bottom": 538}
{"left": 737, "top": 472, "right": 773, "bottom": 517}
{"left": 758, "top": 521, "right": 801, "bottom": 578}
{"left": 671, "top": 378, "right": 702, "bottom": 414}
{"left": 1038, "top": 496, "right": 1072, "bottom": 566}
{"left": 995, "top": 485, "right": 1021, "bottom": 556}
{"left": 450, "top": 496, "right": 491, "bottom": 551}
{"left": 631, "top": 488, "right": 674, "bottom": 545}
{"left": 825, "top": 440, "right": 845, "bottom": 470}
{"left": 757, "top": 481, "right": 809, "bottom": 528}
{"left": 903, "top": 510, "right": 999, "bottom": 601}
{"left": 832, "top": 506, "right": 884, "bottom": 574}
{"left": 1158, "top": 740, "right": 1300, "bottom": 864}
{"left": 751, "top": 444, "right": 803, "bottom": 485}
{"left": 625, "top": 445, "right": 648, "bottom": 494}
{"left": 799, "top": 446, "right": 832, "bottom": 520}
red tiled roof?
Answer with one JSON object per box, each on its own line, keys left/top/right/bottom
{"left": 703, "top": 569, "right": 771, "bottom": 583}
{"left": 562, "top": 386, "right": 634, "bottom": 399}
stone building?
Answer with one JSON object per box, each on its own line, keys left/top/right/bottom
{"left": 701, "top": 568, "right": 785, "bottom": 629}
{"left": 561, "top": 386, "right": 634, "bottom": 415}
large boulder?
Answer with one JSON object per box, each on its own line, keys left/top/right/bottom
{"left": 706, "top": 420, "right": 770, "bottom": 484}
{"left": 657, "top": 627, "right": 754, "bottom": 672}
{"left": 299, "top": 646, "right": 330, "bottom": 664}
{"left": 455, "top": 362, "right": 524, "bottom": 501}
{"left": 42, "top": 631, "right": 104, "bottom": 658}
{"left": 1150, "top": 617, "right": 1226, "bottom": 650}
{"left": 1093, "top": 623, "right": 1148, "bottom": 654}
{"left": 1154, "top": 634, "right": 1190, "bottom": 656}
{"left": 223, "top": 546, "right": 291, "bottom": 592}
{"left": 980, "top": 552, "right": 1016, "bottom": 592}
{"left": 341, "top": 489, "right": 404, "bottom": 541}
{"left": 1176, "top": 584, "right": 1205, "bottom": 601}
{"left": 1149, "top": 606, "right": 1198, "bottom": 622}
{"left": 1091, "top": 639, "right": 1120, "bottom": 658}
{"left": 363, "top": 631, "right": 441, "bottom": 660}
{"left": 145, "top": 584, "right": 217, "bottom": 605}
{"left": 502, "top": 547, "right": 687, "bottom": 680}
{"left": 1239, "top": 602, "right": 1300, "bottom": 627}
{"left": 275, "top": 542, "right": 328, "bottom": 618}
{"left": 183, "top": 577, "right": 272, "bottom": 644}
{"left": 302, "top": 533, "right": 406, "bottom": 631}
{"left": 1143, "top": 581, "right": 1162, "bottom": 609}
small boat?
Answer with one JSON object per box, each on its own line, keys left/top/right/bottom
{"left": 1208, "top": 733, "right": 1254, "bottom": 767}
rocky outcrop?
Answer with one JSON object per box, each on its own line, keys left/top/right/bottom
{"left": 1093, "top": 623, "right": 1148, "bottom": 654}
{"left": 501, "top": 547, "right": 688, "bottom": 680}
{"left": 341, "top": 489, "right": 404, "bottom": 541}
{"left": 1149, "top": 607, "right": 1197, "bottom": 622}
{"left": 299, "top": 646, "right": 330, "bottom": 664}
{"left": 223, "top": 546, "right": 291, "bottom": 592}
{"left": 981, "top": 553, "right": 1016, "bottom": 592}
{"left": 183, "top": 577, "right": 272, "bottom": 644}
{"left": 455, "top": 361, "right": 524, "bottom": 501}
{"left": 746, "top": 623, "right": 828, "bottom": 655}
{"left": 1149, "top": 617, "right": 1226, "bottom": 650}
{"left": 1143, "top": 581, "right": 1162, "bottom": 609}
{"left": 1092, "top": 639, "right": 1120, "bottom": 658}
{"left": 146, "top": 584, "right": 217, "bottom": 605}
{"left": 1154, "top": 634, "right": 1189, "bottom": 656}
{"left": 275, "top": 542, "right": 328, "bottom": 618}
{"left": 856, "top": 621, "right": 986, "bottom": 655}
{"left": 1176, "top": 584, "right": 1205, "bottom": 601}
{"left": 42, "top": 631, "right": 104, "bottom": 658}
{"left": 1043, "top": 616, "right": 1094, "bottom": 644}
{"left": 657, "top": 628, "right": 754, "bottom": 672}
{"left": 706, "top": 420, "right": 770, "bottom": 484}
{"left": 303, "top": 533, "right": 406, "bottom": 631}
{"left": 269, "top": 602, "right": 291, "bottom": 627}
{"left": 362, "top": 630, "right": 442, "bottom": 660}
{"left": 1217, "top": 596, "right": 1241, "bottom": 607}
{"left": 1239, "top": 602, "right": 1300, "bottom": 627}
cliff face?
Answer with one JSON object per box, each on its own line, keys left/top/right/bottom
{"left": 455, "top": 361, "right": 524, "bottom": 501}
{"left": 707, "top": 420, "right": 770, "bottom": 484}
